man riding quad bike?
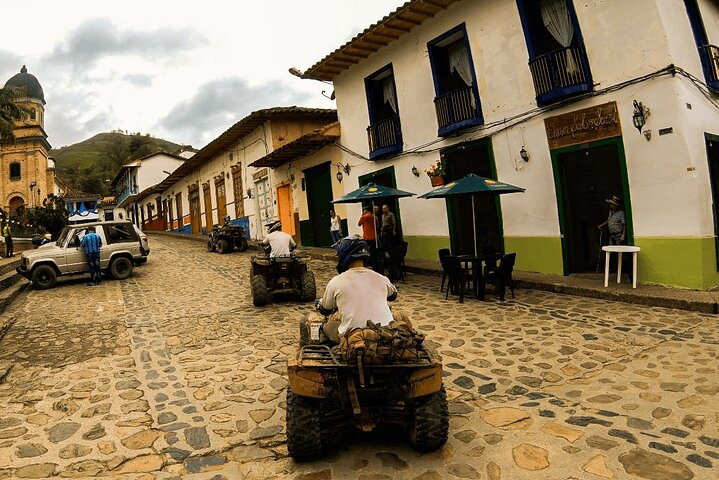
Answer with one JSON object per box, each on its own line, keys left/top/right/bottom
{"left": 250, "top": 220, "right": 316, "bottom": 306}
{"left": 207, "top": 216, "right": 249, "bottom": 254}
{"left": 286, "top": 236, "right": 448, "bottom": 460}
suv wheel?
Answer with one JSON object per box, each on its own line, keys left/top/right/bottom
{"left": 110, "top": 257, "right": 133, "bottom": 280}
{"left": 31, "top": 265, "right": 57, "bottom": 290}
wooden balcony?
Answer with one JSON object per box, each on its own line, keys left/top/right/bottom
{"left": 434, "top": 86, "right": 482, "bottom": 136}
{"left": 367, "top": 115, "right": 402, "bottom": 159}
{"left": 700, "top": 44, "right": 719, "bottom": 87}
{"left": 528, "top": 45, "right": 592, "bottom": 105}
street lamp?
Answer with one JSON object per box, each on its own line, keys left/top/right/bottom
{"left": 288, "top": 66, "right": 335, "bottom": 99}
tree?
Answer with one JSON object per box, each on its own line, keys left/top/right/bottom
{"left": 26, "top": 194, "right": 68, "bottom": 240}
{"left": 0, "top": 86, "right": 29, "bottom": 141}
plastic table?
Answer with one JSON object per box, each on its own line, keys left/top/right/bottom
{"left": 602, "top": 245, "right": 640, "bottom": 289}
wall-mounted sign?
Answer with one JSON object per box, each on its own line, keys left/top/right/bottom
{"left": 544, "top": 101, "right": 622, "bottom": 149}
{"left": 252, "top": 168, "right": 268, "bottom": 180}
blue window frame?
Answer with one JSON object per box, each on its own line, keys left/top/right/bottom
{"left": 427, "top": 24, "right": 484, "bottom": 137}
{"left": 365, "top": 64, "right": 403, "bottom": 160}
{"left": 516, "top": 0, "right": 593, "bottom": 105}
{"left": 684, "top": 0, "right": 719, "bottom": 91}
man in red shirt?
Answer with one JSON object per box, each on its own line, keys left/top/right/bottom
{"left": 357, "top": 207, "right": 377, "bottom": 241}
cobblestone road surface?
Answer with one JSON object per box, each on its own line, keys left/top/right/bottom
{"left": 0, "top": 235, "right": 717, "bottom": 479}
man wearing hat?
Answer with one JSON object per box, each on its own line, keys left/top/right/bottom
{"left": 598, "top": 195, "right": 625, "bottom": 245}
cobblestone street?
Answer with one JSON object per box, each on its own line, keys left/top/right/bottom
{"left": 0, "top": 234, "right": 717, "bottom": 479}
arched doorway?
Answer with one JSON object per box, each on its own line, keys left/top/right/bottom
{"left": 9, "top": 196, "right": 25, "bottom": 212}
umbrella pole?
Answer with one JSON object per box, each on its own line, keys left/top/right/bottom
{"left": 472, "top": 196, "right": 478, "bottom": 257}
{"left": 372, "top": 200, "right": 378, "bottom": 248}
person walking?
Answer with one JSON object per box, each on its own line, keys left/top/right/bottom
{"left": 2, "top": 221, "right": 13, "bottom": 258}
{"left": 80, "top": 226, "right": 103, "bottom": 286}
{"left": 329, "top": 210, "right": 342, "bottom": 244}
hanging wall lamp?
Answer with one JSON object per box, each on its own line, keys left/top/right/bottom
{"left": 411, "top": 165, "right": 420, "bottom": 177}
{"left": 336, "top": 165, "right": 343, "bottom": 183}
{"left": 632, "top": 100, "right": 647, "bottom": 133}
{"left": 519, "top": 147, "right": 530, "bottom": 162}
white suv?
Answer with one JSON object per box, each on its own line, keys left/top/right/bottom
{"left": 17, "top": 221, "right": 150, "bottom": 289}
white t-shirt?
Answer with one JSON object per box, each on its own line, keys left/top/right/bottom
{"left": 320, "top": 267, "right": 397, "bottom": 335}
{"left": 261, "top": 231, "right": 296, "bottom": 257}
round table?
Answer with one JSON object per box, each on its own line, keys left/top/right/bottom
{"left": 602, "top": 245, "right": 640, "bottom": 288}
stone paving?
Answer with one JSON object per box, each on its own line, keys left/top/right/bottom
{"left": 0, "top": 235, "right": 717, "bottom": 479}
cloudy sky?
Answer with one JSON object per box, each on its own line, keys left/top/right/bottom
{"left": 0, "top": 1, "right": 406, "bottom": 149}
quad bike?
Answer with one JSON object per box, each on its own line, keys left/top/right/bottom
{"left": 207, "top": 221, "right": 248, "bottom": 254}
{"left": 250, "top": 251, "right": 316, "bottom": 306}
{"left": 285, "top": 316, "right": 449, "bottom": 461}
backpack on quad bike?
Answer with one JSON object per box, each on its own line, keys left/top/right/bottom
{"left": 207, "top": 220, "right": 248, "bottom": 254}
{"left": 286, "top": 312, "right": 448, "bottom": 461}
{"left": 250, "top": 252, "right": 316, "bottom": 306}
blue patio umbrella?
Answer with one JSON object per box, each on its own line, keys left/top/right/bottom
{"left": 418, "top": 174, "right": 525, "bottom": 256}
{"left": 332, "top": 182, "right": 415, "bottom": 247}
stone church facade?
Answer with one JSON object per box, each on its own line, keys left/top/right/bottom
{"left": 0, "top": 66, "right": 55, "bottom": 215}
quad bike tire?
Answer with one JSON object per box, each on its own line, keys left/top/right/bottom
{"left": 32, "top": 264, "right": 57, "bottom": 290}
{"left": 110, "top": 257, "right": 134, "bottom": 280}
{"left": 218, "top": 239, "right": 231, "bottom": 254}
{"left": 238, "top": 237, "right": 249, "bottom": 252}
{"left": 251, "top": 274, "right": 270, "bottom": 306}
{"left": 207, "top": 241, "right": 214, "bottom": 252}
{"left": 286, "top": 391, "right": 323, "bottom": 461}
{"left": 300, "top": 270, "right": 317, "bottom": 302}
{"left": 409, "top": 385, "right": 449, "bottom": 452}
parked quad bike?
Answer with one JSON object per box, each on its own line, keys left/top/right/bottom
{"left": 286, "top": 318, "right": 449, "bottom": 461}
{"left": 250, "top": 253, "right": 316, "bottom": 306}
{"left": 207, "top": 223, "right": 248, "bottom": 254}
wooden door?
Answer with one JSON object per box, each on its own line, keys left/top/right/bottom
{"left": 277, "top": 184, "right": 294, "bottom": 235}
{"left": 189, "top": 189, "right": 201, "bottom": 234}
{"left": 175, "top": 193, "right": 184, "bottom": 232}
{"left": 203, "top": 184, "right": 213, "bottom": 230}
{"left": 303, "top": 163, "right": 333, "bottom": 246}
{"left": 216, "top": 180, "right": 227, "bottom": 222}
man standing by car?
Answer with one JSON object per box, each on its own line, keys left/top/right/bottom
{"left": 80, "top": 226, "right": 102, "bottom": 286}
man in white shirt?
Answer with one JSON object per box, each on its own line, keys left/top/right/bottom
{"left": 261, "top": 220, "right": 296, "bottom": 258}
{"left": 317, "top": 236, "right": 397, "bottom": 341}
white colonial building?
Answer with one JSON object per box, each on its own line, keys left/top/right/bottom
{"left": 289, "top": 0, "right": 719, "bottom": 289}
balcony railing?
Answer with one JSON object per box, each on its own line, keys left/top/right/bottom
{"left": 700, "top": 44, "right": 719, "bottom": 86}
{"left": 116, "top": 186, "right": 139, "bottom": 206}
{"left": 434, "top": 86, "right": 482, "bottom": 135}
{"left": 528, "top": 45, "right": 592, "bottom": 105}
{"left": 367, "top": 115, "right": 402, "bottom": 159}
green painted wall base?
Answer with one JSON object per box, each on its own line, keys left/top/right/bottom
{"left": 504, "top": 236, "right": 564, "bottom": 275}
{"left": 634, "top": 237, "right": 719, "bottom": 290}
{"left": 404, "top": 235, "right": 451, "bottom": 261}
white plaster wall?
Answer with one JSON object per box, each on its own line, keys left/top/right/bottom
{"left": 698, "top": 0, "right": 719, "bottom": 44}
{"left": 136, "top": 154, "right": 184, "bottom": 191}
{"left": 329, "top": 0, "right": 718, "bottom": 241}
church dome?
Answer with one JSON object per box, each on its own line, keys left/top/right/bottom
{"left": 4, "top": 66, "right": 45, "bottom": 104}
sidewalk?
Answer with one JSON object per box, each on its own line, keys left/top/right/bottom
{"left": 147, "top": 231, "right": 719, "bottom": 314}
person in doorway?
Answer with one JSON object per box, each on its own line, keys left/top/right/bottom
{"left": 80, "top": 226, "right": 102, "bottom": 286}
{"left": 2, "top": 221, "right": 13, "bottom": 258}
{"left": 597, "top": 195, "right": 626, "bottom": 245}
{"left": 315, "top": 236, "right": 397, "bottom": 343}
{"left": 260, "top": 220, "right": 296, "bottom": 258}
{"left": 381, "top": 204, "right": 396, "bottom": 247}
{"left": 329, "top": 210, "right": 342, "bottom": 244}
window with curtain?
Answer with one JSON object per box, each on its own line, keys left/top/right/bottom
{"left": 365, "top": 65, "right": 400, "bottom": 124}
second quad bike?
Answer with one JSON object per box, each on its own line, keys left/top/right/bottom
{"left": 250, "top": 253, "right": 316, "bottom": 306}
{"left": 286, "top": 317, "right": 449, "bottom": 461}
{"left": 207, "top": 222, "right": 248, "bottom": 254}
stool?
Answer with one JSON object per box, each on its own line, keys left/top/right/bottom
{"left": 602, "top": 245, "right": 640, "bottom": 289}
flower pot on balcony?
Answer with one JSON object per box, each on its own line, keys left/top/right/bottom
{"left": 430, "top": 176, "right": 445, "bottom": 187}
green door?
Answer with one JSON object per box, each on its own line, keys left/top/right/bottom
{"left": 303, "top": 162, "right": 334, "bottom": 247}
{"left": 442, "top": 139, "right": 502, "bottom": 255}
{"left": 358, "top": 166, "right": 402, "bottom": 239}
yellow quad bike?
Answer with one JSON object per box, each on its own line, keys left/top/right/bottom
{"left": 286, "top": 320, "right": 448, "bottom": 461}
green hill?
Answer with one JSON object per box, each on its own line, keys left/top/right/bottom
{"left": 51, "top": 132, "right": 184, "bottom": 196}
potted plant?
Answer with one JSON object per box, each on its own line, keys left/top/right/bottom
{"left": 426, "top": 158, "right": 447, "bottom": 186}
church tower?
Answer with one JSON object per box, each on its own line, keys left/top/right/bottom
{"left": 1, "top": 65, "right": 53, "bottom": 213}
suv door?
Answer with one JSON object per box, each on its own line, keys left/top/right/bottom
{"left": 64, "top": 227, "right": 89, "bottom": 273}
